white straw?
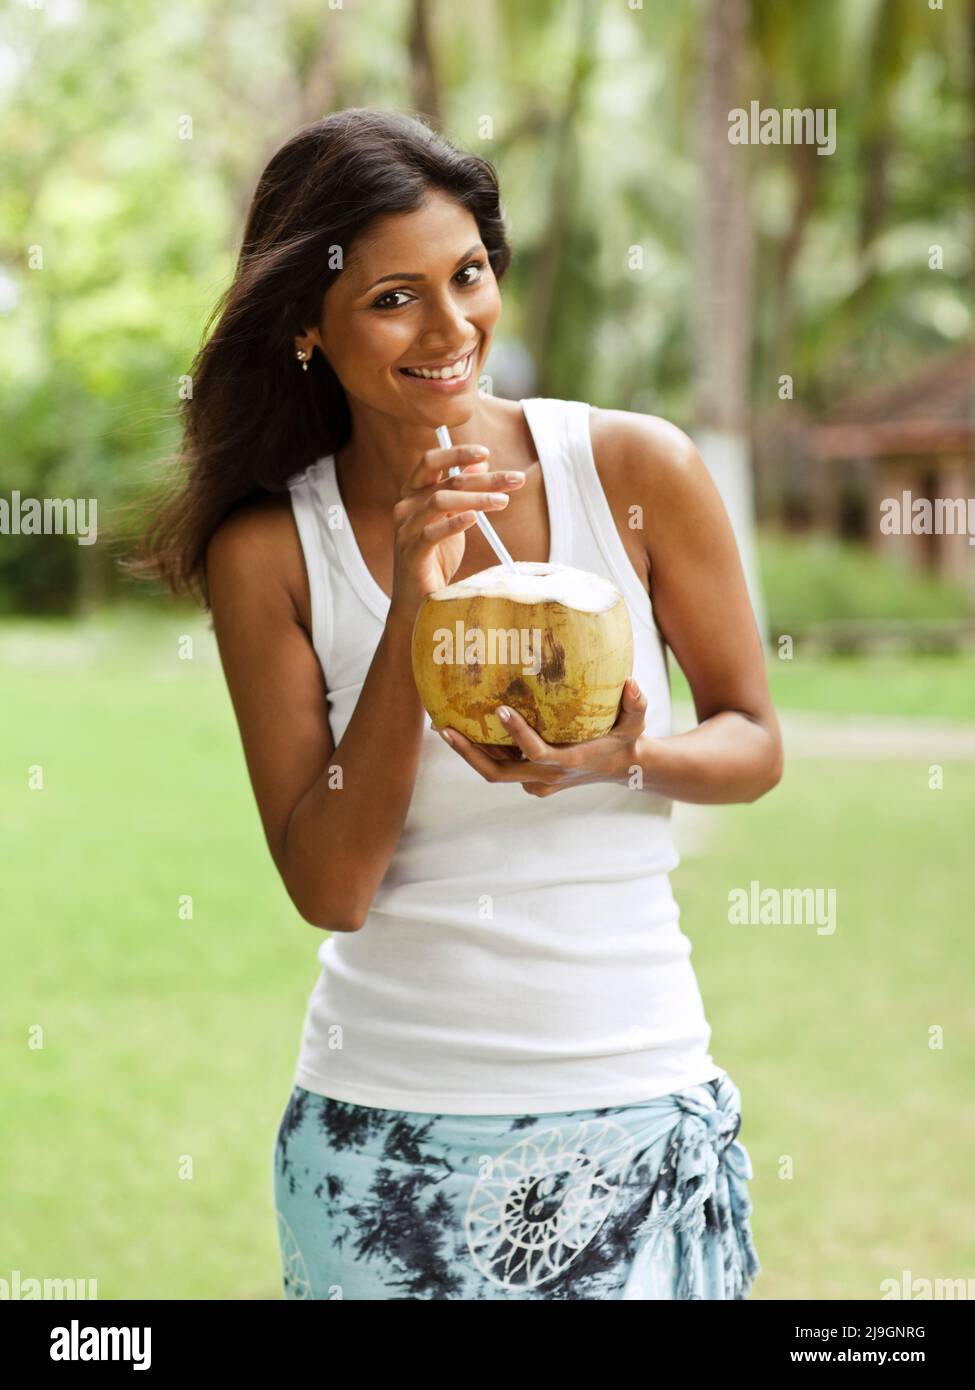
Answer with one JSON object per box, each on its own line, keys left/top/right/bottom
{"left": 435, "top": 425, "right": 517, "bottom": 571}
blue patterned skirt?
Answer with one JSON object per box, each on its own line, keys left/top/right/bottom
{"left": 272, "top": 1071, "right": 760, "bottom": 1300}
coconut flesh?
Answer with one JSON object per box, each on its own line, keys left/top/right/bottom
{"left": 411, "top": 561, "right": 633, "bottom": 748}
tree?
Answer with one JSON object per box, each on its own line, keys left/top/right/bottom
{"left": 692, "top": 0, "right": 766, "bottom": 637}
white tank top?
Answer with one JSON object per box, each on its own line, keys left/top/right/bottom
{"left": 285, "top": 396, "right": 724, "bottom": 1114}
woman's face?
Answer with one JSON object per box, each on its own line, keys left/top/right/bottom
{"left": 297, "top": 190, "right": 501, "bottom": 423}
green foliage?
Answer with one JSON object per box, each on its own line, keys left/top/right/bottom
{"left": 0, "top": 0, "right": 970, "bottom": 612}
{"left": 759, "top": 529, "right": 972, "bottom": 631}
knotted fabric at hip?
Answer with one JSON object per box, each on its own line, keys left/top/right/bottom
{"left": 630, "top": 1072, "right": 760, "bottom": 1299}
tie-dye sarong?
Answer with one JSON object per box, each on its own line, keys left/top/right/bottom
{"left": 272, "top": 1070, "right": 760, "bottom": 1300}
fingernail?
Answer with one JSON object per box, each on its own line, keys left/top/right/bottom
{"left": 471, "top": 446, "right": 490, "bottom": 457}
{"left": 497, "top": 706, "right": 511, "bottom": 722}
{"left": 439, "top": 728, "right": 454, "bottom": 745}
{"left": 630, "top": 680, "right": 641, "bottom": 696}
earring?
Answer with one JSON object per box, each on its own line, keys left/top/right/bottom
{"left": 296, "top": 349, "right": 309, "bottom": 372}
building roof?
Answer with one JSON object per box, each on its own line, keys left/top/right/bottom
{"left": 809, "top": 344, "right": 974, "bottom": 460}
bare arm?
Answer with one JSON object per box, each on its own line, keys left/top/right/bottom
{"left": 204, "top": 503, "right": 416, "bottom": 930}
{"left": 620, "top": 414, "right": 784, "bottom": 804}
{"left": 205, "top": 449, "right": 523, "bottom": 930}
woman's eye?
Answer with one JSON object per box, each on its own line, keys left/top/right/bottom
{"left": 455, "top": 259, "right": 484, "bottom": 285}
{"left": 372, "top": 260, "right": 484, "bottom": 310}
{"left": 373, "top": 290, "right": 411, "bottom": 310}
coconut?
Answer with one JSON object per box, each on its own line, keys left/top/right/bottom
{"left": 411, "top": 561, "right": 633, "bottom": 748}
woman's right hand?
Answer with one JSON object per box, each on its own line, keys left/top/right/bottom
{"left": 388, "top": 445, "right": 525, "bottom": 627}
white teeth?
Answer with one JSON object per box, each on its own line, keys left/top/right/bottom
{"left": 403, "top": 350, "right": 473, "bottom": 381}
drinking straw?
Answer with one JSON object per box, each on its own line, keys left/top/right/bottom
{"left": 435, "top": 424, "right": 517, "bottom": 571}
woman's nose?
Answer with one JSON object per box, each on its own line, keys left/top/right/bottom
{"left": 418, "top": 292, "right": 476, "bottom": 344}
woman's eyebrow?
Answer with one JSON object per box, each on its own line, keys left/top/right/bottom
{"left": 361, "top": 243, "right": 484, "bottom": 293}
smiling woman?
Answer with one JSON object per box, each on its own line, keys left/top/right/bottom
{"left": 290, "top": 186, "right": 506, "bottom": 482}
{"left": 126, "top": 111, "right": 512, "bottom": 600}
{"left": 130, "top": 107, "right": 779, "bottom": 1302}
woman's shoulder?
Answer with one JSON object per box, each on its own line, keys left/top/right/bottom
{"left": 205, "top": 491, "right": 309, "bottom": 624}
{"left": 586, "top": 405, "right": 710, "bottom": 543}
{"left": 207, "top": 491, "right": 298, "bottom": 564}
{"left": 589, "top": 405, "right": 701, "bottom": 487}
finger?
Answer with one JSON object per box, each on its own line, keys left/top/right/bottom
{"left": 426, "top": 486, "right": 513, "bottom": 515}
{"left": 437, "top": 727, "right": 540, "bottom": 783}
{"left": 450, "top": 466, "right": 525, "bottom": 490}
{"left": 482, "top": 743, "right": 526, "bottom": 762}
{"left": 405, "top": 444, "right": 491, "bottom": 494}
{"left": 522, "top": 781, "right": 559, "bottom": 797}
{"left": 611, "top": 677, "right": 648, "bottom": 734}
{"left": 400, "top": 486, "right": 513, "bottom": 548}
{"left": 394, "top": 467, "right": 524, "bottom": 534}
{"left": 496, "top": 705, "right": 565, "bottom": 765}
{"left": 416, "top": 509, "right": 479, "bottom": 544}
{"left": 448, "top": 736, "right": 522, "bottom": 763}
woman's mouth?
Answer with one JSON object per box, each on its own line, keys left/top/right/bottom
{"left": 398, "top": 346, "right": 476, "bottom": 390}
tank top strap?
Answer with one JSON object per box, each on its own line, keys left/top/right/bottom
{"left": 287, "top": 457, "right": 337, "bottom": 662}
{"left": 526, "top": 397, "right": 655, "bottom": 630}
{"left": 518, "top": 397, "right": 572, "bottom": 568}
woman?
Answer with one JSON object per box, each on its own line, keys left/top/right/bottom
{"left": 136, "top": 108, "right": 782, "bottom": 1300}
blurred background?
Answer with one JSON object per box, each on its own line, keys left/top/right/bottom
{"left": 1, "top": 0, "right": 972, "bottom": 1300}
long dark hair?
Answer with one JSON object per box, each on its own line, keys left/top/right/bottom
{"left": 127, "top": 108, "right": 512, "bottom": 606}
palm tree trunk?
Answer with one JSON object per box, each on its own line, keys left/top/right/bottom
{"left": 693, "top": 0, "right": 767, "bottom": 639}
{"left": 522, "top": 0, "right": 599, "bottom": 383}
{"left": 409, "top": 0, "right": 441, "bottom": 128}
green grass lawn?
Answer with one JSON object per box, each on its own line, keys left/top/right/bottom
{"left": 673, "top": 762, "right": 975, "bottom": 1299}
{"left": 668, "top": 648, "right": 975, "bottom": 722}
{"left": 759, "top": 530, "right": 973, "bottom": 631}
{"left": 2, "top": 606, "right": 973, "bottom": 1299}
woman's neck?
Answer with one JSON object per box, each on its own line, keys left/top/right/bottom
{"left": 335, "top": 393, "right": 504, "bottom": 510}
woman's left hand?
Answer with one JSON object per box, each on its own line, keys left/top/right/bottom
{"left": 434, "top": 677, "right": 649, "bottom": 796}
